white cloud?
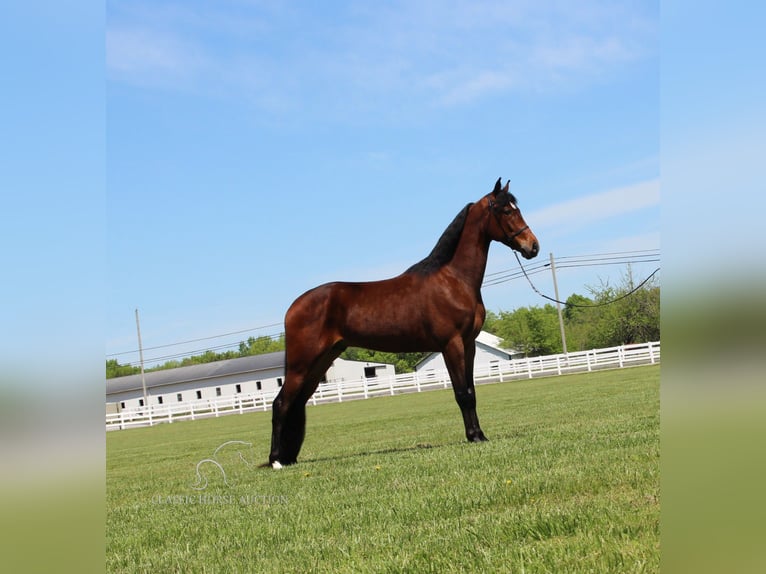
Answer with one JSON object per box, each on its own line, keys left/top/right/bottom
{"left": 107, "top": 26, "right": 208, "bottom": 86}
{"left": 531, "top": 34, "right": 633, "bottom": 73}
{"left": 106, "top": 1, "right": 656, "bottom": 111}
{"left": 430, "top": 69, "right": 517, "bottom": 107}
{"left": 528, "top": 179, "right": 660, "bottom": 232}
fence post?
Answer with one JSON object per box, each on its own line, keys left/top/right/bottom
{"left": 526, "top": 358, "right": 532, "bottom": 379}
{"left": 618, "top": 346, "right": 624, "bottom": 368}
{"left": 648, "top": 342, "right": 655, "bottom": 364}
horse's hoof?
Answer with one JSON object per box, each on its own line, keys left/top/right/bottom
{"left": 271, "top": 461, "right": 283, "bottom": 470}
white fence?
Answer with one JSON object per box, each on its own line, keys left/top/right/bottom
{"left": 106, "top": 341, "right": 660, "bottom": 431}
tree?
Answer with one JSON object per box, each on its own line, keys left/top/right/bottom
{"left": 483, "top": 309, "right": 501, "bottom": 333}
{"left": 492, "top": 305, "right": 562, "bottom": 356}
{"left": 239, "top": 334, "right": 285, "bottom": 356}
{"left": 487, "top": 266, "right": 660, "bottom": 354}
{"left": 563, "top": 294, "right": 593, "bottom": 322}
{"left": 580, "top": 267, "right": 660, "bottom": 348}
{"left": 562, "top": 293, "right": 595, "bottom": 352}
{"left": 106, "top": 359, "right": 140, "bottom": 379}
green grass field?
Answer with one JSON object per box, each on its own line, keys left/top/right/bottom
{"left": 107, "top": 365, "right": 659, "bottom": 573}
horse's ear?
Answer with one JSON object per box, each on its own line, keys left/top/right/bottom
{"left": 503, "top": 180, "right": 510, "bottom": 194}
{"left": 493, "top": 177, "right": 502, "bottom": 195}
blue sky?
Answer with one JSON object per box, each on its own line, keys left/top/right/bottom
{"left": 106, "top": 1, "right": 659, "bottom": 365}
{"left": 1, "top": 2, "right": 104, "bottom": 385}
{"left": 3, "top": 6, "right": 765, "bottom": 570}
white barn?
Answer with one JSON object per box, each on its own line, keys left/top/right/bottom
{"left": 414, "top": 331, "right": 522, "bottom": 377}
{"left": 106, "top": 351, "right": 395, "bottom": 411}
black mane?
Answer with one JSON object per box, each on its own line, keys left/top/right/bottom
{"left": 405, "top": 203, "right": 473, "bottom": 276}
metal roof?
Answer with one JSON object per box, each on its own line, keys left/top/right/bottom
{"left": 413, "top": 331, "right": 518, "bottom": 369}
{"left": 106, "top": 351, "right": 285, "bottom": 396}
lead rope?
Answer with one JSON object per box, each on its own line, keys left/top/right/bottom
{"left": 513, "top": 251, "right": 660, "bottom": 308}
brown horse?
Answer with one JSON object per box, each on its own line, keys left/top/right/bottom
{"left": 268, "top": 178, "right": 539, "bottom": 467}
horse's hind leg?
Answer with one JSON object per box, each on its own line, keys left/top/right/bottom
{"left": 269, "top": 380, "right": 307, "bottom": 467}
{"left": 269, "top": 341, "right": 345, "bottom": 467}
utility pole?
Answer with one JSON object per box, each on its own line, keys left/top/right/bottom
{"left": 135, "top": 308, "right": 149, "bottom": 410}
{"left": 549, "top": 253, "right": 568, "bottom": 354}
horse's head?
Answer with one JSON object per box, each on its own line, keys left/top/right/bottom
{"left": 486, "top": 178, "right": 539, "bottom": 260}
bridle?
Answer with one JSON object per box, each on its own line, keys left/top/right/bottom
{"left": 488, "top": 197, "right": 529, "bottom": 247}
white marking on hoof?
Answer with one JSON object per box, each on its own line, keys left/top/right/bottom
{"left": 271, "top": 461, "right": 283, "bottom": 470}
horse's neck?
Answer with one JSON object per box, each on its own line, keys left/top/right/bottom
{"left": 445, "top": 204, "right": 491, "bottom": 293}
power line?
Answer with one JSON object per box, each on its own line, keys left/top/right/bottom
{"left": 556, "top": 248, "right": 660, "bottom": 261}
{"left": 107, "top": 322, "right": 283, "bottom": 358}
{"left": 110, "top": 248, "right": 661, "bottom": 367}
{"left": 484, "top": 260, "right": 550, "bottom": 278}
{"left": 482, "top": 249, "right": 659, "bottom": 287}
{"left": 514, "top": 250, "right": 661, "bottom": 308}
{"left": 115, "top": 330, "right": 286, "bottom": 368}
{"left": 555, "top": 258, "right": 660, "bottom": 270}
{"left": 483, "top": 249, "right": 659, "bottom": 280}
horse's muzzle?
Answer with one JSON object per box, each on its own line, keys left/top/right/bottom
{"left": 521, "top": 240, "right": 539, "bottom": 259}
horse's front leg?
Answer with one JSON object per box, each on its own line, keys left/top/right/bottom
{"left": 443, "top": 337, "right": 487, "bottom": 443}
